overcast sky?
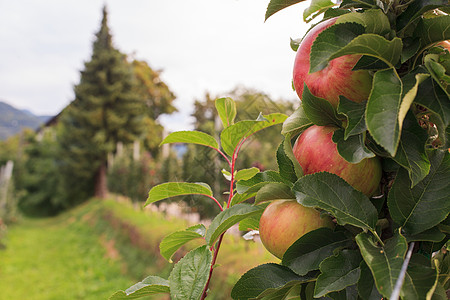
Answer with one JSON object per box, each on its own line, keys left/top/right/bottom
{"left": 0, "top": 0, "right": 310, "bottom": 131}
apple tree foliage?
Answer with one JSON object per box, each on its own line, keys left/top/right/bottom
{"left": 111, "top": 0, "right": 449, "bottom": 299}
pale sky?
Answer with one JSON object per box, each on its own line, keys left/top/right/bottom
{"left": 0, "top": 0, "right": 310, "bottom": 131}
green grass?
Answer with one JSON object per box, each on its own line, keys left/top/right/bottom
{"left": 0, "top": 198, "right": 275, "bottom": 299}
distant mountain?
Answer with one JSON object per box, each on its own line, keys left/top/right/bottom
{"left": 0, "top": 101, "right": 53, "bottom": 140}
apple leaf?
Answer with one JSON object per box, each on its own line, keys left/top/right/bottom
{"left": 424, "top": 53, "right": 450, "bottom": 95}
{"left": 229, "top": 191, "right": 257, "bottom": 207}
{"left": 160, "top": 130, "right": 219, "bottom": 150}
{"left": 281, "top": 104, "right": 313, "bottom": 136}
{"left": 303, "top": 0, "right": 336, "bottom": 23}
{"left": 302, "top": 84, "right": 343, "bottom": 127}
{"left": 353, "top": 55, "right": 390, "bottom": 71}
{"left": 314, "top": 250, "right": 362, "bottom": 298}
{"left": 332, "top": 129, "right": 375, "bottom": 164}
{"left": 265, "top": 0, "right": 304, "bottom": 21}
{"left": 414, "top": 15, "right": 450, "bottom": 48}
{"left": 236, "top": 170, "right": 287, "bottom": 194}
{"left": 292, "top": 172, "right": 378, "bottom": 231}
{"left": 387, "top": 150, "right": 450, "bottom": 236}
{"left": 366, "top": 68, "right": 403, "bottom": 156}
{"left": 336, "top": 9, "right": 390, "bottom": 35}
{"left": 215, "top": 97, "right": 236, "bottom": 129}
{"left": 404, "top": 226, "right": 446, "bottom": 243}
{"left": 396, "top": 0, "right": 448, "bottom": 34}
{"left": 276, "top": 138, "right": 299, "bottom": 183}
{"left": 109, "top": 276, "right": 169, "bottom": 299}
{"left": 220, "top": 113, "right": 287, "bottom": 157}
{"left": 282, "top": 133, "right": 304, "bottom": 178}
{"left": 399, "top": 254, "right": 439, "bottom": 300}
{"left": 337, "top": 97, "right": 367, "bottom": 139}
{"left": 310, "top": 22, "right": 365, "bottom": 73}
{"left": 238, "top": 207, "right": 265, "bottom": 232}
{"left": 159, "top": 224, "right": 206, "bottom": 263}
{"left": 168, "top": 245, "right": 212, "bottom": 300}
{"left": 146, "top": 182, "right": 213, "bottom": 206}
{"left": 355, "top": 230, "right": 408, "bottom": 299}
{"left": 392, "top": 112, "right": 430, "bottom": 187}
{"left": 282, "top": 228, "right": 353, "bottom": 276}
{"left": 357, "top": 261, "right": 383, "bottom": 300}
{"left": 231, "top": 263, "right": 316, "bottom": 300}
{"left": 254, "top": 183, "right": 295, "bottom": 204}
{"left": 205, "top": 204, "right": 263, "bottom": 246}
{"left": 235, "top": 167, "right": 260, "bottom": 182}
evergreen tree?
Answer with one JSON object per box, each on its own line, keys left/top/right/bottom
{"left": 58, "top": 6, "right": 144, "bottom": 200}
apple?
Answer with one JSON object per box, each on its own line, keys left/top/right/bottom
{"left": 293, "top": 17, "right": 373, "bottom": 107}
{"left": 293, "top": 125, "right": 382, "bottom": 197}
{"left": 259, "top": 200, "right": 334, "bottom": 259}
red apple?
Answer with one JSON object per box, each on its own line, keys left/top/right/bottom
{"left": 293, "top": 17, "right": 373, "bottom": 107}
{"left": 259, "top": 200, "right": 334, "bottom": 259}
{"left": 293, "top": 125, "right": 382, "bottom": 197}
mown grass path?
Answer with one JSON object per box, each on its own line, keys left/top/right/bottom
{"left": 0, "top": 211, "right": 134, "bottom": 299}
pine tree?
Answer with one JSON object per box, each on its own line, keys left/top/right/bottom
{"left": 58, "top": 6, "right": 144, "bottom": 200}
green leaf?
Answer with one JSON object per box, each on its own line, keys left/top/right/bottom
{"left": 401, "top": 254, "right": 439, "bottom": 300}
{"left": 415, "top": 75, "right": 450, "bottom": 127}
{"left": 215, "top": 97, "right": 236, "bottom": 128}
{"left": 310, "top": 22, "right": 365, "bottom": 73}
{"left": 415, "top": 15, "right": 450, "bottom": 48}
{"left": 276, "top": 140, "right": 299, "bottom": 183}
{"left": 353, "top": 55, "right": 390, "bottom": 71}
{"left": 282, "top": 228, "right": 352, "bottom": 276}
{"left": 399, "top": 72, "right": 430, "bottom": 132}
{"left": 314, "top": 250, "right": 362, "bottom": 297}
{"left": 392, "top": 112, "right": 430, "bottom": 187}
{"left": 336, "top": 9, "right": 390, "bottom": 35}
{"left": 238, "top": 208, "right": 265, "bottom": 232}
{"left": 169, "top": 245, "right": 212, "bottom": 300}
{"left": 281, "top": 104, "right": 313, "bottom": 136}
{"left": 332, "top": 129, "right": 375, "bottom": 164}
{"left": 265, "top": 0, "right": 305, "bottom": 21}
{"left": 425, "top": 53, "right": 450, "bottom": 94}
{"left": 366, "top": 68, "right": 403, "bottom": 156}
{"left": 388, "top": 150, "right": 450, "bottom": 236}
{"left": 159, "top": 224, "right": 206, "bottom": 262}
{"left": 358, "top": 261, "right": 383, "bottom": 300}
{"left": 160, "top": 130, "right": 219, "bottom": 150}
{"left": 302, "top": 84, "right": 343, "bottom": 127}
{"left": 231, "top": 263, "right": 316, "bottom": 300}
{"left": 205, "top": 204, "right": 263, "bottom": 246}
{"left": 404, "top": 226, "right": 446, "bottom": 243}
{"left": 109, "top": 276, "right": 169, "bottom": 299}
{"left": 330, "top": 34, "right": 403, "bottom": 69}
{"left": 235, "top": 167, "right": 260, "bottom": 182}
{"left": 293, "top": 172, "right": 378, "bottom": 231}
{"left": 396, "top": 0, "right": 448, "bottom": 33}
{"left": 337, "top": 97, "right": 367, "bottom": 139}
{"left": 254, "top": 183, "right": 295, "bottom": 204}
{"left": 146, "top": 182, "right": 213, "bottom": 206}
{"left": 220, "top": 113, "right": 287, "bottom": 157}
{"left": 236, "top": 170, "right": 287, "bottom": 194}
{"left": 355, "top": 230, "right": 408, "bottom": 299}
{"left": 303, "top": 0, "right": 336, "bottom": 23}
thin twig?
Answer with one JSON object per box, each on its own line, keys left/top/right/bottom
{"left": 390, "top": 241, "right": 415, "bottom": 300}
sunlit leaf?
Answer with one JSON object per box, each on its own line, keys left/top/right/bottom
{"left": 235, "top": 167, "right": 260, "bottom": 182}
{"left": 146, "top": 182, "right": 213, "bottom": 206}
{"left": 159, "top": 224, "right": 206, "bottom": 262}
{"left": 265, "top": 0, "right": 305, "bottom": 21}
{"left": 109, "top": 276, "right": 169, "bottom": 299}
{"left": 215, "top": 97, "right": 236, "bottom": 128}
{"left": 303, "top": 0, "right": 336, "bottom": 23}
{"left": 160, "top": 131, "right": 219, "bottom": 150}
{"left": 336, "top": 9, "right": 390, "bottom": 35}
{"left": 281, "top": 104, "right": 313, "bottom": 136}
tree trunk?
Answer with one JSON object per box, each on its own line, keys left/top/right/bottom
{"left": 94, "top": 162, "right": 108, "bottom": 199}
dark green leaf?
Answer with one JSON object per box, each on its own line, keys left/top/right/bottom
{"left": 353, "top": 55, "right": 390, "bottom": 70}
{"left": 205, "top": 204, "right": 263, "bottom": 246}
{"left": 399, "top": 72, "right": 430, "bottom": 130}
{"left": 355, "top": 230, "right": 408, "bottom": 299}
{"left": 281, "top": 104, "right": 313, "bottom": 136}
{"left": 388, "top": 150, "right": 450, "bottom": 236}
{"left": 231, "top": 263, "right": 316, "bottom": 300}
{"left": 337, "top": 97, "right": 367, "bottom": 138}
{"left": 415, "top": 15, "right": 450, "bottom": 48}
{"left": 282, "top": 132, "right": 304, "bottom": 178}
{"left": 396, "top": 0, "right": 448, "bottom": 33}
{"left": 282, "top": 228, "right": 352, "bottom": 276}
{"left": 146, "top": 182, "right": 213, "bottom": 206}
{"left": 392, "top": 112, "right": 430, "bottom": 187}
{"left": 220, "top": 113, "right": 287, "bottom": 156}
{"left": 109, "top": 276, "right": 169, "bottom": 299}
{"left": 160, "top": 130, "right": 219, "bottom": 150}
{"left": 425, "top": 53, "right": 450, "bottom": 94}
{"left": 332, "top": 129, "right": 375, "bottom": 163}
{"left": 303, "top": 0, "right": 336, "bottom": 23}
{"left": 215, "top": 97, "right": 236, "bottom": 128}
{"left": 335, "top": 9, "right": 390, "bottom": 35}
{"left": 366, "top": 68, "right": 403, "bottom": 156}
{"left": 293, "top": 172, "right": 378, "bottom": 231}
{"left": 310, "top": 22, "right": 365, "bottom": 73}
{"left": 314, "top": 250, "right": 362, "bottom": 297}
{"left": 357, "top": 261, "right": 383, "bottom": 300}
{"left": 254, "top": 183, "right": 295, "bottom": 205}
{"left": 302, "top": 84, "right": 343, "bottom": 127}
{"left": 401, "top": 254, "right": 439, "bottom": 300}
{"left": 276, "top": 140, "right": 298, "bottom": 183}
{"left": 404, "top": 226, "right": 446, "bottom": 243}
{"left": 169, "top": 245, "right": 212, "bottom": 300}
{"left": 415, "top": 75, "right": 450, "bottom": 127}
{"left": 159, "top": 224, "right": 206, "bottom": 262}
{"left": 265, "top": 0, "right": 305, "bottom": 21}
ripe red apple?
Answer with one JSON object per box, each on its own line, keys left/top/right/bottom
{"left": 293, "top": 17, "right": 373, "bottom": 107}
{"left": 293, "top": 125, "right": 382, "bottom": 197}
{"left": 259, "top": 200, "right": 334, "bottom": 259}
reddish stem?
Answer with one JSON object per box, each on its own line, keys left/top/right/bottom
{"left": 200, "top": 234, "right": 225, "bottom": 300}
